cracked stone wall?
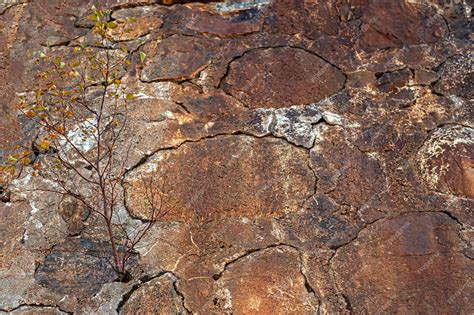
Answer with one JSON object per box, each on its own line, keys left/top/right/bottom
{"left": 0, "top": 0, "right": 473, "bottom": 314}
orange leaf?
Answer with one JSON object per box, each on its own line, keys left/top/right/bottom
{"left": 25, "top": 110, "right": 36, "bottom": 118}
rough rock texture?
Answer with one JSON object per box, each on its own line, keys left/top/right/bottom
{"left": 118, "top": 273, "right": 188, "bottom": 314}
{"left": 34, "top": 238, "right": 118, "bottom": 297}
{"left": 0, "top": 0, "right": 473, "bottom": 314}
{"left": 332, "top": 213, "right": 474, "bottom": 313}
{"left": 124, "top": 135, "right": 315, "bottom": 221}
{"left": 221, "top": 47, "right": 346, "bottom": 108}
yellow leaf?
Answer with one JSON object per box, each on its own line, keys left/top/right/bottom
{"left": 39, "top": 140, "right": 52, "bottom": 150}
{"left": 23, "top": 157, "right": 31, "bottom": 166}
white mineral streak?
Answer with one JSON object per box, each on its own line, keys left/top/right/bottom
{"left": 417, "top": 125, "right": 473, "bottom": 188}
{"left": 215, "top": 0, "right": 271, "bottom": 12}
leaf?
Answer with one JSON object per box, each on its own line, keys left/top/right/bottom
{"left": 88, "top": 15, "right": 98, "bottom": 22}
{"left": 59, "top": 61, "right": 66, "bottom": 69}
{"left": 8, "top": 155, "right": 18, "bottom": 163}
{"left": 33, "top": 104, "right": 45, "bottom": 111}
{"left": 120, "top": 44, "right": 128, "bottom": 54}
{"left": 22, "top": 157, "right": 31, "bottom": 166}
{"left": 125, "top": 93, "right": 135, "bottom": 100}
{"left": 139, "top": 51, "right": 146, "bottom": 64}
{"left": 39, "top": 140, "right": 52, "bottom": 150}
{"left": 25, "top": 110, "right": 37, "bottom": 118}
{"left": 16, "top": 102, "right": 27, "bottom": 110}
{"left": 107, "top": 21, "right": 118, "bottom": 29}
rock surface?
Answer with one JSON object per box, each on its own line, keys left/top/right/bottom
{"left": 221, "top": 47, "right": 346, "bottom": 108}
{"left": 0, "top": 0, "right": 472, "bottom": 313}
{"left": 124, "top": 135, "right": 315, "bottom": 221}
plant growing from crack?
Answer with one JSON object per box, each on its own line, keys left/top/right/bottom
{"left": 0, "top": 7, "right": 166, "bottom": 280}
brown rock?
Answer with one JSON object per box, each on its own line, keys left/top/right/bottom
{"left": 119, "top": 273, "right": 187, "bottom": 314}
{"left": 332, "top": 213, "right": 474, "bottom": 313}
{"left": 186, "top": 8, "right": 263, "bottom": 37}
{"left": 281, "top": 195, "right": 362, "bottom": 250}
{"left": 214, "top": 246, "right": 318, "bottom": 314}
{"left": 361, "top": 0, "right": 448, "bottom": 49}
{"left": 222, "top": 47, "right": 345, "bottom": 108}
{"left": 414, "top": 68, "right": 440, "bottom": 85}
{"left": 376, "top": 68, "right": 412, "bottom": 93}
{"left": 265, "top": 0, "right": 339, "bottom": 38}
{"left": 416, "top": 125, "right": 474, "bottom": 198}
{"left": 310, "top": 125, "right": 385, "bottom": 208}
{"left": 12, "top": 1, "right": 86, "bottom": 50}
{"left": 58, "top": 197, "right": 89, "bottom": 237}
{"left": 109, "top": 6, "right": 164, "bottom": 41}
{"left": 125, "top": 135, "right": 315, "bottom": 221}
{"left": 0, "top": 202, "right": 37, "bottom": 311}
{"left": 0, "top": 0, "right": 473, "bottom": 312}
{"left": 141, "top": 35, "right": 213, "bottom": 82}
{"left": 0, "top": 202, "right": 31, "bottom": 270}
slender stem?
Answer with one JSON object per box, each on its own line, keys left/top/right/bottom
{"left": 106, "top": 219, "right": 120, "bottom": 273}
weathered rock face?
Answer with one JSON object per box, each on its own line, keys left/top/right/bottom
{"left": 360, "top": 0, "right": 448, "bottom": 49}
{"left": 416, "top": 125, "right": 474, "bottom": 198}
{"left": 118, "top": 273, "right": 187, "bottom": 314}
{"left": 1, "top": 0, "right": 473, "bottom": 314}
{"left": 34, "top": 238, "right": 118, "bottom": 297}
{"left": 124, "top": 135, "right": 315, "bottom": 221}
{"left": 141, "top": 35, "right": 213, "bottom": 82}
{"left": 214, "top": 246, "right": 318, "bottom": 314}
{"left": 221, "top": 47, "right": 346, "bottom": 108}
{"left": 332, "top": 213, "right": 474, "bottom": 314}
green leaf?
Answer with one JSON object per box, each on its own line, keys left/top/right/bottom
{"left": 8, "top": 155, "right": 18, "bottom": 163}
{"left": 139, "top": 51, "right": 146, "bottom": 63}
{"left": 88, "top": 15, "right": 98, "bottom": 22}
{"left": 107, "top": 21, "right": 117, "bottom": 29}
{"left": 59, "top": 61, "right": 66, "bottom": 69}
